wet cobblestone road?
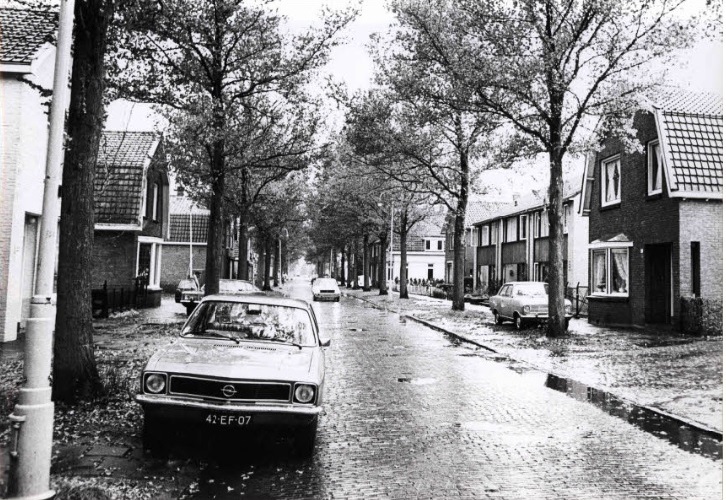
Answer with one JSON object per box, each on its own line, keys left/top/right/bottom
{"left": 188, "top": 282, "right": 721, "bottom": 499}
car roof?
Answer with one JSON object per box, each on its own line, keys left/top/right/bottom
{"left": 201, "top": 293, "right": 312, "bottom": 310}
{"left": 504, "top": 281, "right": 546, "bottom": 285}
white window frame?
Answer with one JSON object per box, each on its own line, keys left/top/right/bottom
{"left": 505, "top": 217, "right": 518, "bottom": 243}
{"left": 152, "top": 183, "right": 159, "bottom": 221}
{"left": 647, "top": 140, "right": 663, "bottom": 196}
{"left": 601, "top": 155, "right": 622, "bottom": 207}
{"left": 533, "top": 212, "right": 540, "bottom": 238}
{"left": 518, "top": 214, "right": 527, "bottom": 240}
{"left": 590, "top": 245, "right": 630, "bottom": 297}
{"left": 541, "top": 211, "right": 549, "bottom": 237}
{"left": 482, "top": 226, "right": 490, "bottom": 246}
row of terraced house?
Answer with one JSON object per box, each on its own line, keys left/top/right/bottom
{"left": 443, "top": 89, "right": 722, "bottom": 334}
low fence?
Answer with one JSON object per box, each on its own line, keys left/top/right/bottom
{"left": 91, "top": 279, "right": 148, "bottom": 318}
{"left": 566, "top": 284, "right": 589, "bottom": 318}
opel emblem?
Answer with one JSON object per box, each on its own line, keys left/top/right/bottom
{"left": 221, "top": 384, "right": 236, "bottom": 398}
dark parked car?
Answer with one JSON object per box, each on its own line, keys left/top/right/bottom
{"left": 489, "top": 281, "right": 573, "bottom": 330}
{"left": 136, "top": 294, "right": 329, "bottom": 457}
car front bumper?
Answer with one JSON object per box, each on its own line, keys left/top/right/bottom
{"left": 313, "top": 293, "right": 340, "bottom": 301}
{"left": 136, "top": 394, "right": 321, "bottom": 427}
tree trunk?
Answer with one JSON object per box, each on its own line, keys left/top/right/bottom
{"left": 256, "top": 241, "right": 264, "bottom": 288}
{"left": 339, "top": 246, "right": 345, "bottom": 286}
{"left": 452, "top": 117, "right": 469, "bottom": 311}
{"left": 238, "top": 214, "right": 248, "bottom": 280}
{"left": 263, "top": 237, "right": 272, "bottom": 291}
{"left": 205, "top": 140, "right": 225, "bottom": 295}
{"left": 346, "top": 243, "right": 353, "bottom": 288}
{"left": 353, "top": 237, "right": 360, "bottom": 289}
{"left": 273, "top": 237, "right": 280, "bottom": 287}
{"left": 362, "top": 233, "right": 370, "bottom": 291}
{"left": 53, "top": 0, "right": 114, "bottom": 403}
{"left": 378, "top": 232, "right": 388, "bottom": 295}
{"left": 399, "top": 209, "right": 409, "bottom": 299}
{"left": 547, "top": 150, "right": 567, "bottom": 337}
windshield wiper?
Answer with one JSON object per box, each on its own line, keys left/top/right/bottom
{"left": 260, "top": 337, "right": 303, "bottom": 350}
{"left": 204, "top": 330, "right": 243, "bottom": 344}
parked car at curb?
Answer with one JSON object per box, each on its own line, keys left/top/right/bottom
{"left": 136, "top": 294, "right": 329, "bottom": 457}
{"left": 311, "top": 278, "right": 341, "bottom": 302}
{"left": 177, "top": 278, "right": 203, "bottom": 315}
{"left": 489, "top": 281, "right": 573, "bottom": 330}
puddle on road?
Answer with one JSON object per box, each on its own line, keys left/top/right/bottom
{"left": 634, "top": 339, "right": 696, "bottom": 348}
{"left": 544, "top": 373, "right": 722, "bottom": 460}
{"left": 398, "top": 377, "right": 437, "bottom": 385}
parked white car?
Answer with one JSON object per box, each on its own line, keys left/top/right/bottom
{"left": 311, "top": 278, "right": 341, "bottom": 302}
{"left": 489, "top": 281, "right": 573, "bottom": 330}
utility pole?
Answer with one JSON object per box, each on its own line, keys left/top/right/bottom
{"left": 6, "top": 1, "right": 74, "bottom": 498}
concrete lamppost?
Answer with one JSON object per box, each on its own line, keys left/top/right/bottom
{"left": 6, "top": 1, "right": 74, "bottom": 498}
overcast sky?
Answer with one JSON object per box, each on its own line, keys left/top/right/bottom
{"left": 106, "top": 0, "right": 722, "bottom": 130}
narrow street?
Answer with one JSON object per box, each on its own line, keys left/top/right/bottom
{"left": 186, "top": 280, "right": 720, "bottom": 499}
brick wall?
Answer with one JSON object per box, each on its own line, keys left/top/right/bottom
{"left": 161, "top": 244, "right": 207, "bottom": 291}
{"left": 93, "top": 232, "right": 138, "bottom": 290}
{"left": 588, "top": 111, "right": 681, "bottom": 327}
{"left": 678, "top": 201, "right": 723, "bottom": 302}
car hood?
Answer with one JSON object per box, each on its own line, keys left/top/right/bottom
{"left": 146, "top": 340, "right": 321, "bottom": 382}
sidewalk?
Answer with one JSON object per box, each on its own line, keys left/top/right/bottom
{"left": 342, "top": 287, "right": 723, "bottom": 434}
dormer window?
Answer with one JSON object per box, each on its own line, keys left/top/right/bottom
{"left": 601, "top": 156, "right": 621, "bottom": 207}
{"left": 647, "top": 141, "right": 662, "bottom": 196}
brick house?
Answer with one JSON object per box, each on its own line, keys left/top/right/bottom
{"left": 580, "top": 89, "right": 722, "bottom": 332}
{"left": 370, "top": 210, "right": 447, "bottom": 284}
{"left": 160, "top": 193, "right": 209, "bottom": 291}
{"left": 0, "top": 8, "right": 58, "bottom": 341}
{"left": 442, "top": 198, "right": 504, "bottom": 289}
{"left": 472, "top": 175, "right": 589, "bottom": 297}
{"left": 93, "top": 131, "right": 169, "bottom": 307}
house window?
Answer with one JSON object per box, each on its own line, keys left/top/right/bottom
{"left": 563, "top": 204, "right": 571, "bottom": 234}
{"left": 519, "top": 215, "right": 527, "bottom": 240}
{"left": 534, "top": 262, "right": 549, "bottom": 282}
{"left": 691, "top": 242, "right": 700, "bottom": 297}
{"left": 481, "top": 226, "right": 490, "bottom": 246}
{"left": 540, "top": 211, "right": 549, "bottom": 237}
{"left": 591, "top": 248, "right": 629, "bottom": 295}
{"left": 152, "top": 183, "right": 159, "bottom": 221}
{"left": 648, "top": 141, "right": 662, "bottom": 196}
{"left": 533, "top": 212, "right": 540, "bottom": 238}
{"left": 437, "top": 240, "right": 443, "bottom": 250}
{"left": 505, "top": 217, "right": 518, "bottom": 242}
{"left": 491, "top": 221, "right": 499, "bottom": 244}
{"left": 425, "top": 240, "right": 431, "bottom": 250}
{"left": 601, "top": 156, "right": 621, "bottom": 207}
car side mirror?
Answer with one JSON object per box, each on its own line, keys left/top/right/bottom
{"left": 319, "top": 337, "right": 331, "bottom": 347}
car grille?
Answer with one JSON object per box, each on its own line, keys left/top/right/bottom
{"left": 529, "top": 305, "right": 548, "bottom": 314}
{"left": 169, "top": 376, "right": 291, "bottom": 402}
{"left": 319, "top": 290, "right": 336, "bottom": 293}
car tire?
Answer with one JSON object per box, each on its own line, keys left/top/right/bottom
{"left": 335, "top": 297, "right": 340, "bottom": 302}
{"left": 142, "top": 415, "right": 168, "bottom": 457}
{"left": 514, "top": 314, "right": 524, "bottom": 331}
{"left": 293, "top": 419, "right": 318, "bottom": 458}
{"left": 493, "top": 311, "right": 503, "bottom": 325}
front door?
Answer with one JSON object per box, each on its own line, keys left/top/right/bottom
{"left": 644, "top": 243, "right": 672, "bottom": 324}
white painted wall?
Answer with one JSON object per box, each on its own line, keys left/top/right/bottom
{"left": 0, "top": 45, "right": 55, "bottom": 341}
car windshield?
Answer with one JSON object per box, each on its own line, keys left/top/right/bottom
{"left": 314, "top": 279, "right": 338, "bottom": 288}
{"left": 515, "top": 283, "right": 549, "bottom": 297}
{"left": 181, "top": 300, "right": 317, "bottom": 347}
{"left": 219, "top": 280, "right": 259, "bottom": 293}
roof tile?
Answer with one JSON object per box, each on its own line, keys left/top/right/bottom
{"left": 0, "top": 8, "right": 57, "bottom": 65}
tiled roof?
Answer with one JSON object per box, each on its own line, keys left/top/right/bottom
{"left": 476, "top": 173, "right": 582, "bottom": 224}
{"left": 167, "top": 195, "right": 209, "bottom": 243}
{"left": 656, "top": 93, "right": 723, "bottom": 195}
{"left": 649, "top": 88, "right": 722, "bottom": 115}
{"left": 168, "top": 214, "right": 209, "bottom": 243}
{"left": 0, "top": 8, "right": 57, "bottom": 65}
{"left": 94, "top": 131, "right": 160, "bottom": 225}
{"left": 464, "top": 198, "right": 505, "bottom": 226}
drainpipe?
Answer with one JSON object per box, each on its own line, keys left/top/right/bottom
{"left": 6, "top": 1, "right": 74, "bottom": 498}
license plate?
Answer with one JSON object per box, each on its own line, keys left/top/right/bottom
{"left": 205, "top": 414, "right": 252, "bottom": 426}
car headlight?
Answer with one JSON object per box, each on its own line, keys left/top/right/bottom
{"left": 144, "top": 373, "right": 167, "bottom": 394}
{"left": 523, "top": 305, "right": 530, "bottom": 313}
{"left": 294, "top": 384, "right": 315, "bottom": 404}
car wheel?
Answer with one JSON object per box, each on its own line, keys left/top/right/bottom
{"left": 493, "top": 311, "right": 503, "bottom": 325}
{"left": 293, "top": 419, "right": 318, "bottom": 458}
{"left": 514, "top": 314, "right": 524, "bottom": 331}
{"left": 142, "top": 414, "right": 168, "bottom": 457}
{"left": 335, "top": 297, "right": 340, "bottom": 302}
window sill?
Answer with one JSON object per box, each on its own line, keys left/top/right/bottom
{"left": 587, "top": 294, "right": 629, "bottom": 303}
{"left": 599, "top": 202, "right": 621, "bottom": 211}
